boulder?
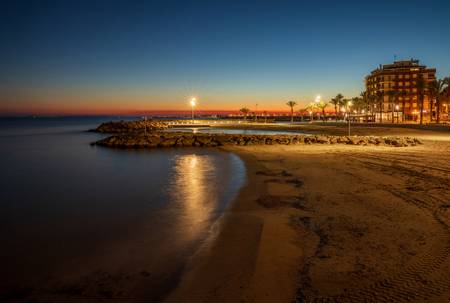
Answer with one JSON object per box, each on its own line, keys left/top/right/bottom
{"left": 315, "top": 136, "right": 330, "bottom": 144}
{"left": 159, "top": 138, "right": 177, "bottom": 147}
{"left": 195, "top": 135, "right": 213, "bottom": 146}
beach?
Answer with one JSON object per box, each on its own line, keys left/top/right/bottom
{"left": 164, "top": 126, "right": 450, "bottom": 303}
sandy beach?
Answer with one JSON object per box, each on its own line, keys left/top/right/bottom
{"left": 164, "top": 126, "right": 450, "bottom": 303}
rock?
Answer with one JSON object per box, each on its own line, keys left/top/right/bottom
{"left": 329, "top": 136, "right": 338, "bottom": 144}
{"left": 337, "top": 136, "right": 349, "bottom": 144}
{"left": 315, "top": 136, "right": 330, "bottom": 144}
{"left": 195, "top": 135, "right": 212, "bottom": 146}
{"left": 159, "top": 138, "right": 177, "bottom": 147}
{"left": 347, "top": 137, "right": 360, "bottom": 145}
{"left": 265, "top": 138, "right": 274, "bottom": 145}
{"left": 92, "top": 132, "right": 419, "bottom": 149}
{"left": 180, "top": 136, "right": 195, "bottom": 146}
{"left": 95, "top": 120, "right": 168, "bottom": 133}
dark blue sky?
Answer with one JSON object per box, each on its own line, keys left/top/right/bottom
{"left": 1, "top": 0, "right": 450, "bottom": 114}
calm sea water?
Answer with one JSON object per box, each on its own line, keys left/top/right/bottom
{"left": 0, "top": 117, "right": 245, "bottom": 302}
{"left": 167, "top": 127, "right": 301, "bottom": 135}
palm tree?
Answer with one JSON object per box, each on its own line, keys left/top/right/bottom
{"left": 360, "top": 91, "right": 369, "bottom": 123}
{"left": 315, "top": 101, "right": 328, "bottom": 122}
{"left": 286, "top": 101, "right": 297, "bottom": 124}
{"left": 353, "top": 96, "right": 365, "bottom": 112}
{"left": 329, "top": 93, "right": 344, "bottom": 121}
{"left": 428, "top": 78, "right": 449, "bottom": 123}
{"left": 298, "top": 108, "right": 309, "bottom": 122}
{"left": 415, "top": 75, "right": 427, "bottom": 125}
{"left": 396, "top": 90, "right": 408, "bottom": 123}
{"left": 305, "top": 103, "right": 316, "bottom": 122}
{"left": 428, "top": 86, "right": 436, "bottom": 123}
{"left": 376, "top": 91, "right": 384, "bottom": 123}
{"left": 364, "top": 92, "right": 377, "bottom": 122}
{"left": 239, "top": 107, "right": 250, "bottom": 121}
{"left": 442, "top": 77, "right": 450, "bottom": 123}
{"left": 351, "top": 96, "right": 365, "bottom": 122}
{"left": 386, "top": 90, "right": 399, "bottom": 123}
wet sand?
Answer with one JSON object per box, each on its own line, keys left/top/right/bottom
{"left": 165, "top": 127, "right": 450, "bottom": 302}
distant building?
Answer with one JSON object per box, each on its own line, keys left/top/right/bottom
{"left": 365, "top": 59, "right": 436, "bottom": 122}
{"left": 441, "top": 87, "right": 450, "bottom": 121}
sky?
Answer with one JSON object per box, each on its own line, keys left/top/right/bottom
{"left": 1, "top": 0, "right": 450, "bottom": 115}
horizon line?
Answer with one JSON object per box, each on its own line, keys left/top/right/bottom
{"left": 1, "top": 108, "right": 334, "bottom": 117}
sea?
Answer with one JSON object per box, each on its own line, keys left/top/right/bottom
{"left": 0, "top": 117, "right": 248, "bottom": 302}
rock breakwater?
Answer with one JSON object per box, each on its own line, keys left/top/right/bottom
{"left": 94, "top": 120, "right": 168, "bottom": 133}
{"left": 93, "top": 133, "right": 422, "bottom": 148}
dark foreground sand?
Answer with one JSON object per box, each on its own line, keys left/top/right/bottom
{"left": 164, "top": 127, "right": 450, "bottom": 303}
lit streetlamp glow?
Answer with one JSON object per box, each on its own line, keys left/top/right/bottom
{"left": 346, "top": 100, "right": 352, "bottom": 136}
{"left": 190, "top": 98, "right": 197, "bottom": 122}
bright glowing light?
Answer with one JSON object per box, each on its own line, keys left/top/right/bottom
{"left": 395, "top": 105, "right": 399, "bottom": 110}
{"left": 315, "top": 95, "right": 321, "bottom": 103}
{"left": 361, "top": 109, "right": 365, "bottom": 114}
{"left": 347, "top": 101, "right": 353, "bottom": 106}
{"left": 190, "top": 98, "right": 197, "bottom": 107}
{"left": 309, "top": 111, "right": 312, "bottom": 115}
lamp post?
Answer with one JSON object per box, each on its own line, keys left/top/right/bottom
{"left": 347, "top": 100, "right": 353, "bottom": 136}
{"left": 190, "top": 98, "right": 196, "bottom": 123}
{"left": 395, "top": 104, "right": 399, "bottom": 123}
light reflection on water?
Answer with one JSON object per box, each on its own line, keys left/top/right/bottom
{"left": 0, "top": 118, "right": 246, "bottom": 301}
{"left": 171, "top": 154, "right": 215, "bottom": 240}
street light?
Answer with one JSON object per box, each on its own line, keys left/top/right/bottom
{"left": 395, "top": 104, "right": 399, "bottom": 123}
{"left": 190, "top": 98, "right": 196, "bottom": 123}
{"left": 347, "top": 100, "right": 352, "bottom": 136}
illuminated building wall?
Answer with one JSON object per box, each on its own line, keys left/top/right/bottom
{"left": 365, "top": 59, "right": 436, "bottom": 122}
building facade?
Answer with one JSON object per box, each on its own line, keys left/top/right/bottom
{"left": 365, "top": 59, "right": 436, "bottom": 123}
{"left": 441, "top": 87, "right": 450, "bottom": 122}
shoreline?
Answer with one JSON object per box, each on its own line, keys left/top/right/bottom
{"left": 163, "top": 133, "right": 450, "bottom": 302}
{"left": 163, "top": 148, "right": 302, "bottom": 302}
